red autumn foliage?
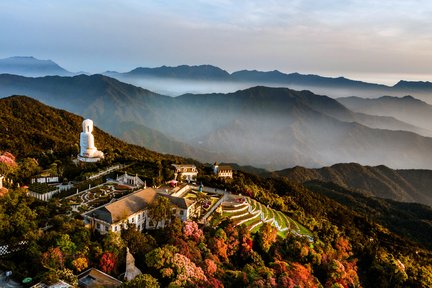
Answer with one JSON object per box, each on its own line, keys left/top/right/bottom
{"left": 99, "top": 252, "right": 116, "bottom": 274}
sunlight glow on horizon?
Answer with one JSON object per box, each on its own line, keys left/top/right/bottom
{"left": 1, "top": 0, "right": 431, "bottom": 84}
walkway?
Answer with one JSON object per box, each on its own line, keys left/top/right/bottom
{"left": 87, "top": 164, "right": 131, "bottom": 180}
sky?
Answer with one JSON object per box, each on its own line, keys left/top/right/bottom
{"left": 1, "top": 0, "right": 431, "bottom": 84}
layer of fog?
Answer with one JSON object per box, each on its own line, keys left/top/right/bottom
{"left": 2, "top": 74, "right": 432, "bottom": 171}
{"left": 110, "top": 75, "right": 378, "bottom": 98}
{"left": 110, "top": 75, "right": 432, "bottom": 105}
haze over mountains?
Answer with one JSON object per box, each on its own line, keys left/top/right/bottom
{"left": 273, "top": 163, "right": 432, "bottom": 206}
{"left": 2, "top": 56, "right": 432, "bottom": 170}
{"left": 2, "top": 95, "right": 431, "bottom": 249}
{"left": 3, "top": 56, "right": 432, "bottom": 100}
{"left": 2, "top": 71, "right": 432, "bottom": 170}
{"left": 0, "top": 56, "right": 74, "bottom": 77}
{"left": 2, "top": 95, "right": 432, "bottom": 208}
{"left": 105, "top": 63, "right": 432, "bottom": 101}
{"left": 338, "top": 95, "right": 432, "bottom": 132}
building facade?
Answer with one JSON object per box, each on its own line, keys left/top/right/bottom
{"left": 84, "top": 188, "right": 195, "bottom": 234}
{"left": 172, "top": 164, "right": 198, "bottom": 182}
{"left": 213, "top": 163, "right": 233, "bottom": 178}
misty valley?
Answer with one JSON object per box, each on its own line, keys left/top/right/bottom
{"left": 1, "top": 56, "right": 432, "bottom": 287}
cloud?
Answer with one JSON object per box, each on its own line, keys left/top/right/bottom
{"left": 0, "top": 0, "right": 431, "bottom": 83}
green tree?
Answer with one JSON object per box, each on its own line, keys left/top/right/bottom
{"left": 56, "top": 234, "right": 77, "bottom": 260}
{"left": 147, "top": 196, "right": 172, "bottom": 228}
{"left": 17, "top": 157, "right": 41, "bottom": 182}
{"left": 122, "top": 226, "right": 156, "bottom": 256}
{"left": 145, "top": 245, "right": 177, "bottom": 270}
{"left": 0, "top": 189, "right": 38, "bottom": 245}
{"left": 121, "top": 274, "right": 160, "bottom": 288}
{"left": 256, "top": 222, "right": 278, "bottom": 253}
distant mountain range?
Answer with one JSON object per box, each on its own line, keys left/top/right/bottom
{"left": 273, "top": 163, "right": 432, "bottom": 206}
{"left": 3, "top": 56, "right": 432, "bottom": 100}
{"left": 0, "top": 56, "right": 74, "bottom": 77}
{"left": 1, "top": 74, "right": 432, "bottom": 170}
{"left": 337, "top": 95, "right": 432, "bottom": 132}
{"left": 105, "top": 64, "right": 432, "bottom": 100}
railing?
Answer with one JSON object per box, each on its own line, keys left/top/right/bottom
{"left": 87, "top": 164, "right": 128, "bottom": 180}
{"left": 28, "top": 189, "right": 60, "bottom": 202}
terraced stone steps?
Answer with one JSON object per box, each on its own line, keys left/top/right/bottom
{"left": 221, "top": 195, "right": 312, "bottom": 240}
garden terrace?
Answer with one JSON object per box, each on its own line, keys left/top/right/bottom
{"left": 221, "top": 195, "right": 313, "bottom": 239}
{"left": 65, "top": 182, "right": 134, "bottom": 213}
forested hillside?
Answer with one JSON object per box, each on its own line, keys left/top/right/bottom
{"left": 0, "top": 95, "right": 431, "bottom": 287}
{"left": 274, "top": 163, "right": 432, "bottom": 206}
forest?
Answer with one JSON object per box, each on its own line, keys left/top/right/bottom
{"left": 0, "top": 96, "right": 431, "bottom": 287}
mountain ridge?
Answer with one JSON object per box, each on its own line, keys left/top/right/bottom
{"left": 337, "top": 95, "right": 432, "bottom": 132}
{"left": 273, "top": 163, "right": 432, "bottom": 206}
{"left": 3, "top": 56, "right": 432, "bottom": 99}
{"left": 2, "top": 75, "right": 432, "bottom": 169}
{"left": 105, "top": 64, "right": 432, "bottom": 100}
{"left": 0, "top": 56, "right": 73, "bottom": 77}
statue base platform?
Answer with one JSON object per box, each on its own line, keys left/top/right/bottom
{"left": 78, "top": 155, "right": 102, "bottom": 163}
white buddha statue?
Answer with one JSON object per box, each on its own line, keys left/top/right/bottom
{"left": 79, "top": 119, "right": 104, "bottom": 161}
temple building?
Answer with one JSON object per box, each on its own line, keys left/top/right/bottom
{"left": 213, "top": 163, "right": 233, "bottom": 179}
{"left": 84, "top": 187, "right": 195, "bottom": 234}
{"left": 172, "top": 164, "right": 198, "bottom": 182}
{"left": 78, "top": 119, "right": 104, "bottom": 162}
{"left": 116, "top": 172, "right": 145, "bottom": 188}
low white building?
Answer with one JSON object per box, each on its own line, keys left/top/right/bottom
{"left": 213, "top": 163, "right": 233, "bottom": 179}
{"left": 31, "top": 176, "right": 59, "bottom": 184}
{"left": 84, "top": 187, "right": 195, "bottom": 234}
{"left": 116, "top": 172, "right": 145, "bottom": 188}
{"left": 217, "top": 165, "right": 233, "bottom": 178}
{"left": 172, "top": 164, "right": 198, "bottom": 182}
{"left": 28, "top": 189, "right": 60, "bottom": 201}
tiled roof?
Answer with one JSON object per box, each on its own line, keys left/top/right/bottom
{"left": 78, "top": 268, "right": 122, "bottom": 288}
{"left": 87, "top": 187, "right": 194, "bottom": 224}
{"left": 218, "top": 165, "right": 233, "bottom": 171}
{"left": 172, "top": 164, "right": 196, "bottom": 168}
{"left": 162, "top": 194, "right": 195, "bottom": 209}
{"left": 86, "top": 188, "right": 157, "bottom": 224}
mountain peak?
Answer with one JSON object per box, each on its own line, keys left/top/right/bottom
{"left": 0, "top": 56, "right": 72, "bottom": 77}
{"left": 394, "top": 80, "right": 432, "bottom": 89}
{"left": 127, "top": 64, "right": 230, "bottom": 80}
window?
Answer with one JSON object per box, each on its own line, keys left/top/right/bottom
{"left": 138, "top": 214, "right": 141, "bottom": 220}
{"left": 179, "top": 210, "right": 184, "bottom": 216}
{"left": 105, "top": 226, "right": 109, "bottom": 231}
{"left": 114, "top": 226, "right": 118, "bottom": 231}
{"left": 131, "top": 217, "right": 135, "bottom": 223}
{"left": 96, "top": 223, "right": 101, "bottom": 229}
